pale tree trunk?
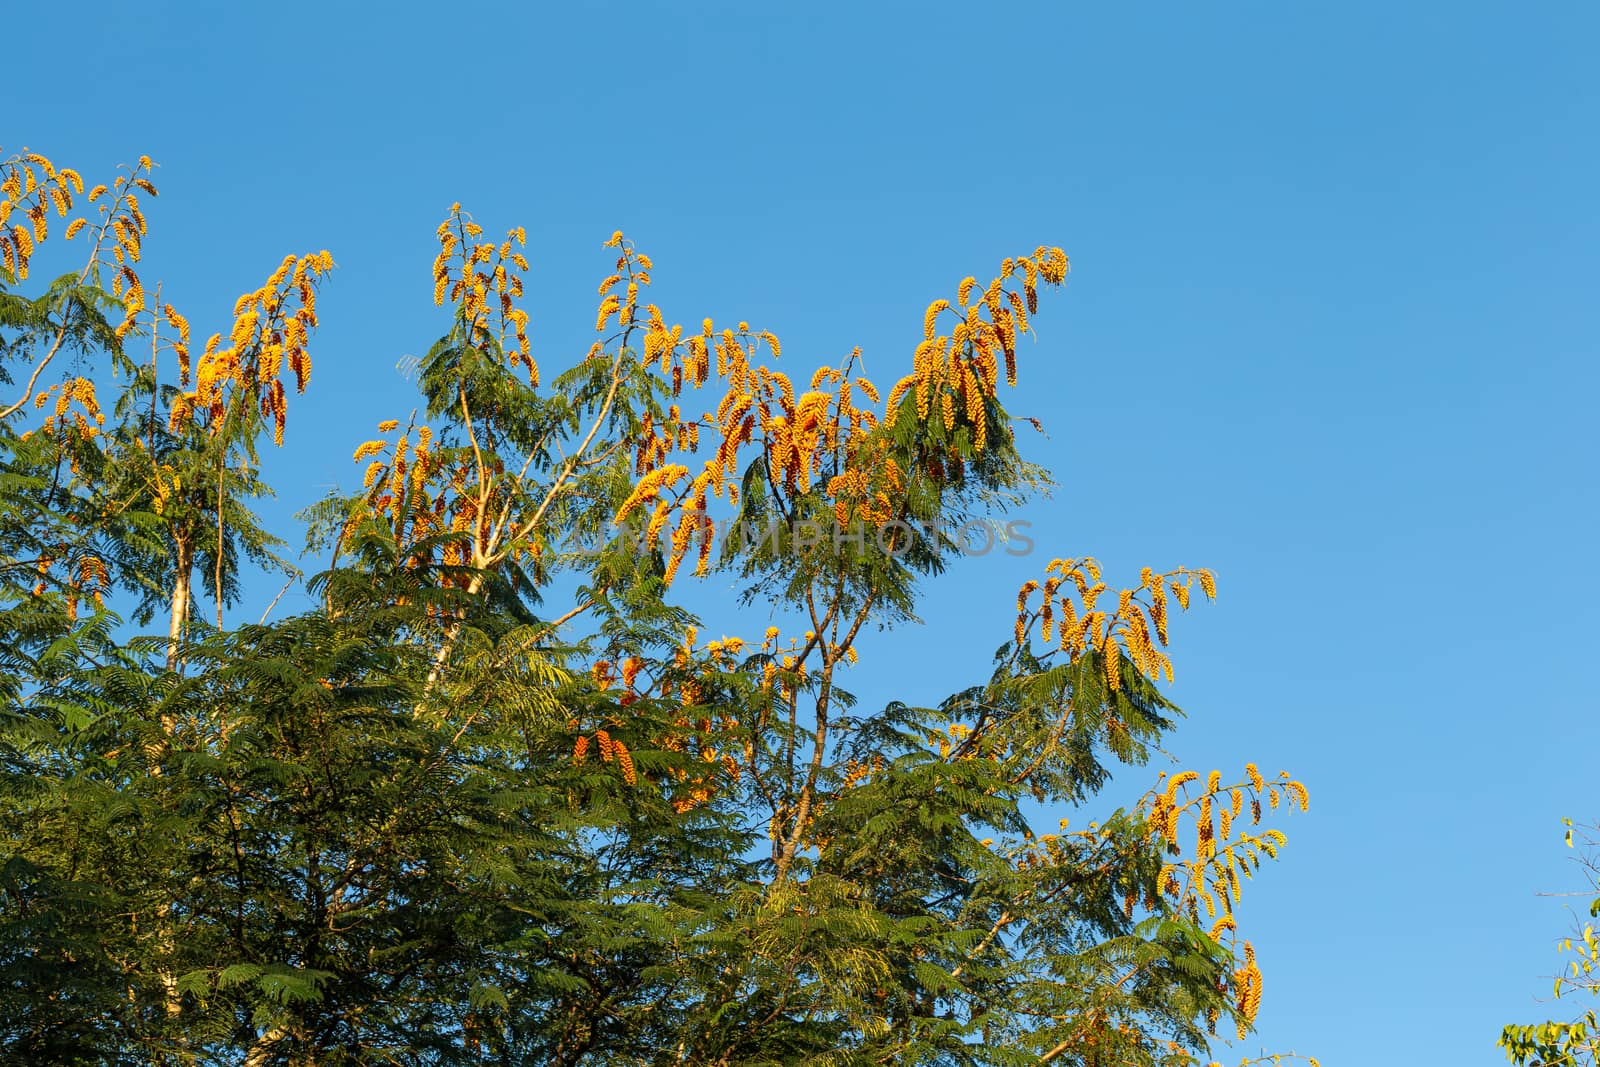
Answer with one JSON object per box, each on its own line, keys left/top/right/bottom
{"left": 422, "top": 572, "right": 484, "bottom": 693}
{"left": 166, "top": 532, "right": 194, "bottom": 672}
{"left": 158, "top": 531, "right": 194, "bottom": 1048}
{"left": 243, "top": 1025, "right": 290, "bottom": 1067}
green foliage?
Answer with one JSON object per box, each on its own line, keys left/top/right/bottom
{"left": 1502, "top": 820, "right": 1600, "bottom": 1066}
{"left": 0, "top": 151, "right": 1312, "bottom": 1066}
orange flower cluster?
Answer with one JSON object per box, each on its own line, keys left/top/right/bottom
{"left": 32, "top": 550, "right": 111, "bottom": 621}
{"left": 588, "top": 657, "right": 646, "bottom": 701}
{"left": 65, "top": 555, "right": 110, "bottom": 622}
{"left": 1014, "top": 560, "right": 1217, "bottom": 690}
{"left": 838, "top": 753, "right": 885, "bottom": 790}
{"left": 603, "top": 236, "right": 1069, "bottom": 585}
{"left": 883, "top": 247, "right": 1069, "bottom": 449}
{"left": 1231, "top": 940, "right": 1264, "bottom": 1039}
{"left": 0, "top": 150, "right": 88, "bottom": 280}
{"left": 640, "top": 630, "right": 755, "bottom": 812}
{"left": 572, "top": 727, "right": 636, "bottom": 786}
{"left": 432, "top": 205, "right": 535, "bottom": 385}
{"left": 25, "top": 377, "right": 104, "bottom": 443}
{"left": 170, "top": 251, "right": 334, "bottom": 444}
{"left": 581, "top": 628, "right": 836, "bottom": 817}
{"left": 1148, "top": 765, "right": 1307, "bottom": 865}
{"left": 344, "top": 418, "right": 496, "bottom": 576}
{"left": 1141, "top": 763, "right": 1308, "bottom": 1038}
{"left": 668, "top": 745, "right": 738, "bottom": 814}
{"left": 1, "top": 150, "right": 159, "bottom": 352}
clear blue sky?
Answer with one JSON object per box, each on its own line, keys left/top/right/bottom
{"left": 15, "top": 2, "right": 1599, "bottom": 1062}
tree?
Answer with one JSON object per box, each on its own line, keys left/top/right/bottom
{"left": 1, "top": 147, "right": 1317, "bottom": 1067}
{"left": 1501, "top": 820, "right": 1600, "bottom": 1066}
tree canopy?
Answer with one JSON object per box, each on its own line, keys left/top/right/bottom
{"left": 0, "top": 148, "right": 1315, "bottom": 1067}
{"left": 1501, "top": 821, "right": 1600, "bottom": 1067}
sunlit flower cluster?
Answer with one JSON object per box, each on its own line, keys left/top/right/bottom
{"left": 2, "top": 151, "right": 159, "bottom": 335}
{"left": 603, "top": 234, "right": 1069, "bottom": 584}
{"left": 170, "top": 251, "right": 333, "bottom": 444}
{"left": 0, "top": 149, "right": 89, "bottom": 280}
{"left": 344, "top": 418, "right": 492, "bottom": 575}
{"left": 432, "top": 204, "right": 536, "bottom": 385}
{"left": 66, "top": 554, "right": 110, "bottom": 622}
{"left": 1144, "top": 764, "right": 1308, "bottom": 1038}
{"left": 0, "top": 152, "right": 169, "bottom": 426}
{"left": 585, "top": 626, "right": 826, "bottom": 814}
{"left": 1014, "top": 559, "right": 1217, "bottom": 690}
{"left": 25, "top": 376, "right": 104, "bottom": 444}
{"left": 884, "top": 247, "right": 1069, "bottom": 448}
{"left": 572, "top": 726, "right": 636, "bottom": 785}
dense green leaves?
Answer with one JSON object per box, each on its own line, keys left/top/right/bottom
{"left": 0, "top": 154, "right": 1311, "bottom": 1066}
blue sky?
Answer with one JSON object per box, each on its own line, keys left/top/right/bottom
{"left": 14, "top": 1, "right": 1600, "bottom": 1062}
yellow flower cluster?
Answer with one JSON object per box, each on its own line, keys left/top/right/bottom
{"left": 596, "top": 235, "right": 897, "bottom": 584}
{"left": 161, "top": 303, "right": 192, "bottom": 384}
{"left": 1011, "top": 820, "right": 1105, "bottom": 874}
{"left": 24, "top": 377, "right": 104, "bottom": 444}
{"left": 635, "top": 629, "right": 779, "bottom": 812}
{"left": 146, "top": 455, "right": 185, "bottom": 515}
{"left": 1232, "top": 940, "right": 1264, "bottom": 1038}
{"left": 593, "top": 239, "right": 766, "bottom": 583}
{"left": 838, "top": 754, "right": 885, "bottom": 790}
{"left": 343, "top": 418, "right": 491, "bottom": 575}
{"left": 432, "top": 205, "right": 536, "bottom": 385}
{"left": 34, "top": 550, "right": 112, "bottom": 622}
{"left": 1014, "top": 560, "right": 1217, "bottom": 690}
{"left": 0, "top": 151, "right": 159, "bottom": 353}
{"left": 102, "top": 170, "right": 158, "bottom": 338}
{"left": 170, "top": 251, "right": 334, "bottom": 444}
{"left": 665, "top": 733, "right": 745, "bottom": 813}
{"left": 0, "top": 150, "right": 87, "bottom": 280}
{"left": 345, "top": 412, "right": 557, "bottom": 589}
{"left": 921, "top": 722, "right": 980, "bottom": 761}
{"left": 633, "top": 295, "right": 897, "bottom": 577}
{"left": 604, "top": 238, "right": 1069, "bottom": 585}
{"left": 825, "top": 438, "right": 902, "bottom": 529}
{"left": 573, "top": 727, "right": 636, "bottom": 786}
{"left": 615, "top": 462, "right": 690, "bottom": 526}
{"left": 50, "top": 164, "right": 199, "bottom": 425}
{"left": 632, "top": 404, "right": 700, "bottom": 476}
{"left": 1138, "top": 762, "right": 1308, "bottom": 1037}
{"left": 1148, "top": 764, "right": 1307, "bottom": 863}
{"left": 884, "top": 247, "right": 1069, "bottom": 450}
{"left": 655, "top": 723, "right": 733, "bottom": 810}
{"left": 64, "top": 554, "right": 111, "bottom": 621}
{"left": 637, "top": 312, "right": 786, "bottom": 567}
